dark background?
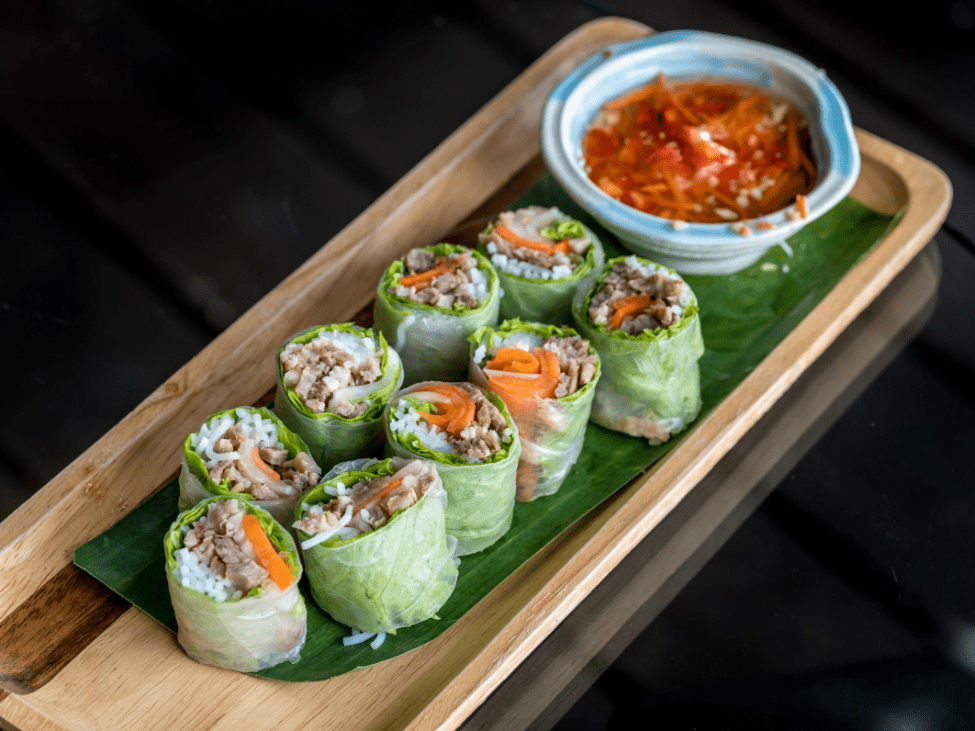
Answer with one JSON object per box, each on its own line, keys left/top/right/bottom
{"left": 1, "top": 1, "right": 974, "bottom": 728}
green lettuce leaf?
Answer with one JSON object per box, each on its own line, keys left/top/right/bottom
{"left": 295, "top": 459, "right": 459, "bottom": 633}
{"left": 164, "top": 496, "right": 306, "bottom": 672}
{"left": 468, "top": 319, "right": 601, "bottom": 500}
{"left": 178, "top": 406, "right": 317, "bottom": 527}
{"left": 383, "top": 384, "right": 520, "bottom": 554}
{"left": 572, "top": 257, "right": 705, "bottom": 443}
{"left": 373, "top": 244, "right": 501, "bottom": 384}
{"left": 540, "top": 220, "right": 586, "bottom": 240}
{"left": 272, "top": 324, "right": 404, "bottom": 470}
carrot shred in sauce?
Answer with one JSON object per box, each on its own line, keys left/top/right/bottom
{"left": 417, "top": 384, "right": 477, "bottom": 436}
{"left": 582, "top": 74, "right": 817, "bottom": 224}
{"left": 241, "top": 514, "right": 294, "bottom": 591}
{"left": 485, "top": 348, "right": 560, "bottom": 415}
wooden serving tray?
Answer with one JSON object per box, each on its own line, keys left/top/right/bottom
{"left": 0, "top": 17, "right": 950, "bottom": 731}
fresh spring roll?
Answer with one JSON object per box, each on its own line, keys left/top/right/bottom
{"left": 383, "top": 382, "right": 520, "bottom": 555}
{"left": 373, "top": 245, "right": 500, "bottom": 385}
{"left": 179, "top": 406, "right": 322, "bottom": 529}
{"left": 164, "top": 496, "right": 306, "bottom": 672}
{"left": 274, "top": 324, "right": 404, "bottom": 470}
{"left": 572, "top": 256, "right": 704, "bottom": 444}
{"left": 477, "top": 207, "right": 605, "bottom": 326}
{"left": 469, "top": 319, "right": 600, "bottom": 501}
{"left": 293, "top": 458, "right": 459, "bottom": 634}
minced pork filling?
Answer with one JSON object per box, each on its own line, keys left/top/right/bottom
{"left": 206, "top": 422, "right": 321, "bottom": 500}
{"left": 544, "top": 336, "right": 598, "bottom": 398}
{"left": 588, "top": 260, "right": 690, "bottom": 336}
{"left": 296, "top": 461, "right": 439, "bottom": 537}
{"left": 392, "top": 249, "right": 483, "bottom": 309}
{"left": 479, "top": 206, "right": 590, "bottom": 273}
{"left": 182, "top": 499, "right": 271, "bottom": 594}
{"left": 280, "top": 332, "right": 383, "bottom": 418}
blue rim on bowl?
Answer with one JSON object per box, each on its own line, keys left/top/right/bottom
{"left": 541, "top": 30, "right": 860, "bottom": 275}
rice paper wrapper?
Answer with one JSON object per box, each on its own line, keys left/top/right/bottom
{"left": 373, "top": 244, "right": 501, "bottom": 385}
{"left": 468, "top": 319, "right": 601, "bottom": 501}
{"left": 295, "top": 458, "right": 460, "bottom": 634}
{"left": 383, "top": 382, "right": 520, "bottom": 555}
{"left": 572, "top": 257, "right": 705, "bottom": 444}
{"left": 478, "top": 220, "right": 605, "bottom": 327}
{"left": 164, "top": 497, "right": 307, "bottom": 673}
{"left": 273, "top": 324, "right": 404, "bottom": 471}
{"left": 178, "top": 406, "right": 318, "bottom": 528}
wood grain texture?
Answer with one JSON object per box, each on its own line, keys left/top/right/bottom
{"left": 0, "top": 17, "right": 952, "bottom": 731}
{"left": 0, "top": 565, "right": 130, "bottom": 695}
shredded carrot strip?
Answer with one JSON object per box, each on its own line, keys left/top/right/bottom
{"left": 486, "top": 348, "right": 560, "bottom": 415}
{"left": 582, "top": 74, "right": 817, "bottom": 223}
{"left": 398, "top": 258, "right": 453, "bottom": 291}
{"left": 417, "top": 384, "right": 477, "bottom": 436}
{"left": 610, "top": 295, "right": 654, "bottom": 329}
{"left": 495, "top": 225, "right": 569, "bottom": 255}
{"left": 796, "top": 194, "right": 808, "bottom": 219}
{"left": 251, "top": 447, "right": 281, "bottom": 480}
{"left": 486, "top": 348, "right": 539, "bottom": 374}
{"left": 241, "top": 514, "right": 294, "bottom": 591}
{"left": 352, "top": 478, "right": 404, "bottom": 517}
{"left": 757, "top": 221, "right": 776, "bottom": 230}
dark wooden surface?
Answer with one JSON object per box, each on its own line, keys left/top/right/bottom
{"left": 1, "top": 0, "right": 973, "bottom": 727}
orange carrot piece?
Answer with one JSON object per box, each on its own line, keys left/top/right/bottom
{"left": 241, "top": 514, "right": 294, "bottom": 591}
{"left": 757, "top": 221, "right": 776, "bottom": 230}
{"left": 486, "top": 348, "right": 560, "bottom": 413}
{"left": 487, "top": 348, "right": 540, "bottom": 374}
{"left": 398, "top": 259, "right": 453, "bottom": 291}
{"left": 352, "top": 478, "right": 404, "bottom": 517}
{"left": 610, "top": 295, "right": 654, "bottom": 329}
{"left": 251, "top": 447, "right": 281, "bottom": 480}
{"left": 495, "top": 225, "right": 569, "bottom": 255}
{"left": 796, "top": 193, "right": 808, "bottom": 219}
{"left": 417, "top": 383, "right": 477, "bottom": 436}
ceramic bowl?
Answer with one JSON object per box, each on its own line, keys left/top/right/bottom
{"left": 541, "top": 30, "right": 860, "bottom": 275}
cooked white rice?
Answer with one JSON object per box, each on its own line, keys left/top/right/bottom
{"left": 190, "top": 408, "right": 286, "bottom": 469}
{"left": 485, "top": 242, "right": 574, "bottom": 280}
{"left": 342, "top": 628, "right": 387, "bottom": 649}
{"left": 389, "top": 400, "right": 459, "bottom": 456}
{"left": 468, "top": 264, "right": 490, "bottom": 303}
{"left": 174, "top": 546, "right": 242, "bottom": 602}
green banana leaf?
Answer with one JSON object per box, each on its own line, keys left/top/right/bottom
{"left": 373, "top": 244, "right": 501, "bottom": 385}
{"left": 273, "top": 324, "right": 404, "bottom": 471}
{"left": 296, "top": 458, "right": 459, "bottom": 633}
{"left": 74, "top": 174, "right": 900, "bottom": 682}
{"left": 178, "top": 406, "right": 318, "bottom": 528}
{"left": 468, "top": 319, "right": 601, "bottom": 501}
{"left": 384, "top": 383, "right": 521, "bottom": 555}
{"left": 164, "top": 496, "right": 306, "bottom": 673}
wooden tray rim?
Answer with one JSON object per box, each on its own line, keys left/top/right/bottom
{"left": 0, "top": 16, "right": 952, "bottom": 731}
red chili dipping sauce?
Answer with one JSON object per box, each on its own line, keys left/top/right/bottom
{"left": 582, "top": 75, "right": 817, "bottom": 228}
